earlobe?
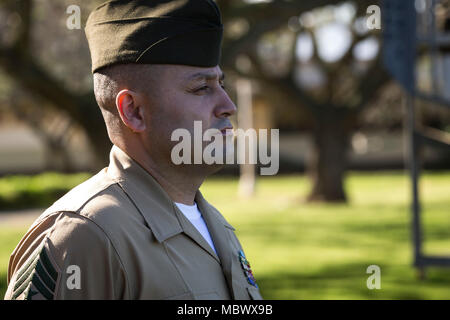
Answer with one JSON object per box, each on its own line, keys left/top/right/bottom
{"left": 116, "top": 89, "right": 146, "bottom": 133}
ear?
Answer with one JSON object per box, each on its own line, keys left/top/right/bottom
{"left": 115, "top": 89, "right": 146, "bottom": 132}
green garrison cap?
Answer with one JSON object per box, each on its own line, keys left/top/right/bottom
{"left": 85, "top": 0, "right": 223, "bottom": 73}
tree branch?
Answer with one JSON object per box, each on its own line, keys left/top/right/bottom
{"left": 13, "top": 0, "right": 32, "bottom": 54}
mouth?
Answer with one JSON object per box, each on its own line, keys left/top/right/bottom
{"left": 220, "top": 127, "right": 234, "bottom": 136}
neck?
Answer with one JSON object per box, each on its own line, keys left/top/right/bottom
{"left": 118, "top": 142, "right": 208, "bottom": 205}
{"left": 144, "top": 162, "right": 204, "bottom": 205}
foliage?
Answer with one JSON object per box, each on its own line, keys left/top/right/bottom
{"left": 0, "top": 172, "right": 90, "bottom": 210}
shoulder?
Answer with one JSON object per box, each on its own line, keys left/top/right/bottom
{"left": 5, "top": 211, "right": 128, "bottom": 299}
{"left": 32, "top": 168, "right": 141, "bottom": 234}
{"left": 36, "top": 168, "right": 119, "bottom": 221}
{"left": 8, "top": 168, "right": 142, "bottom": 281}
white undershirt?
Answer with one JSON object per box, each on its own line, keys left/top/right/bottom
{"left": 174, "top": 201, "right": 218, "bottom": 256}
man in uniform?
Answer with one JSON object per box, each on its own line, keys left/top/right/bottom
{"left": 4, "top": 0, "right": 262, "bottom": 300}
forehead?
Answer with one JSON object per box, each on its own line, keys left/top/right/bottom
{"left": 160, "top": 64, "right": 224, "bottom": 82}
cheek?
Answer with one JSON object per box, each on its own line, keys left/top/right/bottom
{"left": 146, "top": 96, "right": 191, "bottom": 141}
{"left": 169, "top": 94, "right": 213, "bottom": 128}
{"left": 151, "top": 87, "right": 219, "bottom": 140}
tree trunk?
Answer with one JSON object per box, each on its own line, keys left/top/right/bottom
{"left": 307, "top": 115, "right": 350, "bottom": 202}
{"left": 0, "top": 48, "right": 111, "bottom": 171}
{"left": 76, "top": 97, "right": 112, "bottom": 170}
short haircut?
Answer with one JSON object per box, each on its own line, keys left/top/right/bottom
{"left": 92, "top": 63, "right": 161, "bottom": 140}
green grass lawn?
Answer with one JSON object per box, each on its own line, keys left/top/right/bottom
{"left": 1, "top": 171, "right": 449, "bottom": 299}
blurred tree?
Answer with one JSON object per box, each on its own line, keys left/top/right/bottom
{"left": 0, "top": 0, "right": 393, "bottom": 202}
{"left": 6, "top": 89, "right": 77, "bottom": 171}
{"left": 0, "top": 0, "right": 109, "bottom": 169}
{"left": 218, "top": 0, "right": 390, "bottom": 202}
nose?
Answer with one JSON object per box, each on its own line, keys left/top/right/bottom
{"left": 214, "top": 88, "right": 237, "bottom": 119}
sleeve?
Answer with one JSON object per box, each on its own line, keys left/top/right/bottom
{"left": 4, "top": 212, "right": 128, "bottom": 300}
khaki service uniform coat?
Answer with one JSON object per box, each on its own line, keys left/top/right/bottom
{"left": 4, "top": 146, "right": 263, "bottom": 300}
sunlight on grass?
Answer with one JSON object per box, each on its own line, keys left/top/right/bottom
{"left": 200, "top": 171, "right": 450, "bottom": 299}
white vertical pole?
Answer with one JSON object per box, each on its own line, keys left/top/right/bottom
{"left": 236, "top": 78, "right": 255, "bottom": 197}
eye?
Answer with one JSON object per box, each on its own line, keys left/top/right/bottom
{"left": 193, "top": 85, "right": 210, "bottom": 94}
{"left": 197, "top": 86, "right": 209, "bottom": 91}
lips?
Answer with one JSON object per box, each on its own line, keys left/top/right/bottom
{"left": 220, "top": 127, "right": 234, "bottom": 135}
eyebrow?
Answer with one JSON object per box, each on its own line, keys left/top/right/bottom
{"left": 187, "top": 71, "right": 225, "bottom": 82}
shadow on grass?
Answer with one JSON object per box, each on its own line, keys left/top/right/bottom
{"left": 256, "top": 263, "right": 450, "bottom": 300}
{"left": 237, "top": 221, "right": 411, "bottom": 249}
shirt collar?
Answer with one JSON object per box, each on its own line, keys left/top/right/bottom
{"left": 106, "top": 145, "right": 234, "bottom": 243}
